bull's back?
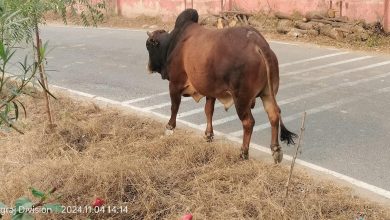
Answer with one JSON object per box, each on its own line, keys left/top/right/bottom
{"left": 178, "top": 24, "right": 276, "bottom": 107}
{"left": 183, "top": 25, "right": 267, "bottom": 81}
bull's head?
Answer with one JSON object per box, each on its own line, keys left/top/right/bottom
{"left": 146, "top": 30, "right": 170, "bottom": 78}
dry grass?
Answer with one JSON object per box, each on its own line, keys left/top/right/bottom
{"left": 1, "top": 93, "right": 390, "bottom": 219}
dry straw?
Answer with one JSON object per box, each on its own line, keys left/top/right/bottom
{"left": 0, "top": 94, "right": 389, "bottom": 219}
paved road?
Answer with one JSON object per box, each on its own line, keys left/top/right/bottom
{"left": 40, "top": 25, "right": 390, "bottom": 195}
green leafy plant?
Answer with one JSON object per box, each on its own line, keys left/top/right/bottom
{"left": 0, "top": 36, "right": 41, "bottom": 134}
{"left": 0, "top": 0, "right": 105, "bottom": 132}
{"left": 0, "top": 187, "right": 62, "bottom": 220}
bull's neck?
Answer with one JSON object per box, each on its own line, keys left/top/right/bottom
{"left": 161, "top": 22, "right": 194, "bottom": 80}
{"left": 159, "top": 33, "right": 172, "bottom": 80}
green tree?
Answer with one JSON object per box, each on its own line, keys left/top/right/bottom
{"left": 0, "top": 0, "right": 105, "bottom": 132}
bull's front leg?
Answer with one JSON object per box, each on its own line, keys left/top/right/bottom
{"left": 204, "top": 96, "right": 216, "bottom": 142}
{"left": 166, "top": 82, "right": 182, "bottom": 135}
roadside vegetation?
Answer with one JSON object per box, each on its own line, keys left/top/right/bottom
{"left": 0, "top": 0, "right": 104, "bottom": 219}
{"left": 0, "top": 0, "right": 105, "bottom": 132}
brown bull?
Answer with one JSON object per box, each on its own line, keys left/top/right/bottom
{"left": 145, "top": 9, "right": 297, "bottom": 163}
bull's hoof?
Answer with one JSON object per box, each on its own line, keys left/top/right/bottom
{"left": 272, "top": 150, "right": 283, "bottom": 164}
{"left": 164, "top": 129, "right": 174, "bottom": 136}
{"left": 240, "top": 150, "right": 249, "bottom": 160}
{"left": 204, "top": 132, "right": 214, "bottom": 142}
{"left": 165, "top": 124, "right": 175, "bottom": 136}
{"left": 165, "top": 124, "right": 175, "bottom": 130}
{"left": 165, "top": 124, "right": 174, "bottom": 136}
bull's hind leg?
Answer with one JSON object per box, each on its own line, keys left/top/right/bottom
{"left": 234, "top": 98, "right": 255, "bottom": 160}
{"left": 204, "top": 97, "right": 216, "bottom": 142}
{"left": 166, "top": 82, "right": 182, "bottom": 135}
{"left": 260, "top": 95, "right": 283, "bottom": 164}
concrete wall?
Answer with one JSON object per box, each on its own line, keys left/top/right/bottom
{"left": 114, "top": 0, "right": 222, "bottom": 17}
{"left": 384, "top": 0, "right": 389, "bottom": 32}
{"left": 113, "top": 0, "right": 390, "bottom": 31}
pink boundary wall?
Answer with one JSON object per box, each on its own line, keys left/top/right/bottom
{"left": 114, "top": 0, "right": 390, "bottom": 31}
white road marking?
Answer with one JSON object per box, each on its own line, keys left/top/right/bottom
{"left": 143, "top": 96, "right": 192, "bottom": 111}
{"left": 281, "top": 61, "right": 390, "bottom": 89}
{"left": 51, "top": 85, "right": 96, "bottom": 98}
{"left": 279, "top": 51, "right": 350, "bottom": 67}
{"left": 95, "top": 96, "right": 122, "bottom": 105}
{"left": 178, "top": 102, "right": 223, "bottom": 118}
{"left": 51, "top": 84, "right": 390, "bottom": 201}
{"left": 122, "top": 92, "right": 169, "bottom": 104}
{"left": 71, "top": 44, "right": 86, "bottom": 48}
{"left": 281, "top": 56, "right": 372, "bottom": 76}
{"left": 205, "top": 71, "right": 390, "bottom": 127}
{"left": 51, "top": 85, "right": 67, "bottom": 90}
{"left": 269, "top": 40, "right": 298, "bottom": 46}
{"left": 229, "top": 86, "right": 390, "bottom": 137}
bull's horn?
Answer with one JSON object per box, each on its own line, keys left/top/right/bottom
{"left": 147, "top": 31, "right": 152, "bottom": 37}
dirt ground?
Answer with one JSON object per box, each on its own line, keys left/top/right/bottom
{"left": 1, "top": 92, "right": 390, "bottom": 219}
{"left": 45, "top": 12, "right": 390, "bottom": 54}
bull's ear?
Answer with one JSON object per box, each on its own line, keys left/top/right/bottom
{"left": 147, "top": 31, "right": 152, "bottom": 37}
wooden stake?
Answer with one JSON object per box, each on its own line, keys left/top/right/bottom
{"left": 284, "top": 111, "right": 307, "bottom": 206}
{"left": 35, "top": 22, "right": 54, "bottom": 126}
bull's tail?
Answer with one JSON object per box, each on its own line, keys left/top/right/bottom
{"left": 280, "top": 118, "right": 298, "bottom": 145}
{"left": 256, "top": 42, "right": 297, "bottom": 146}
